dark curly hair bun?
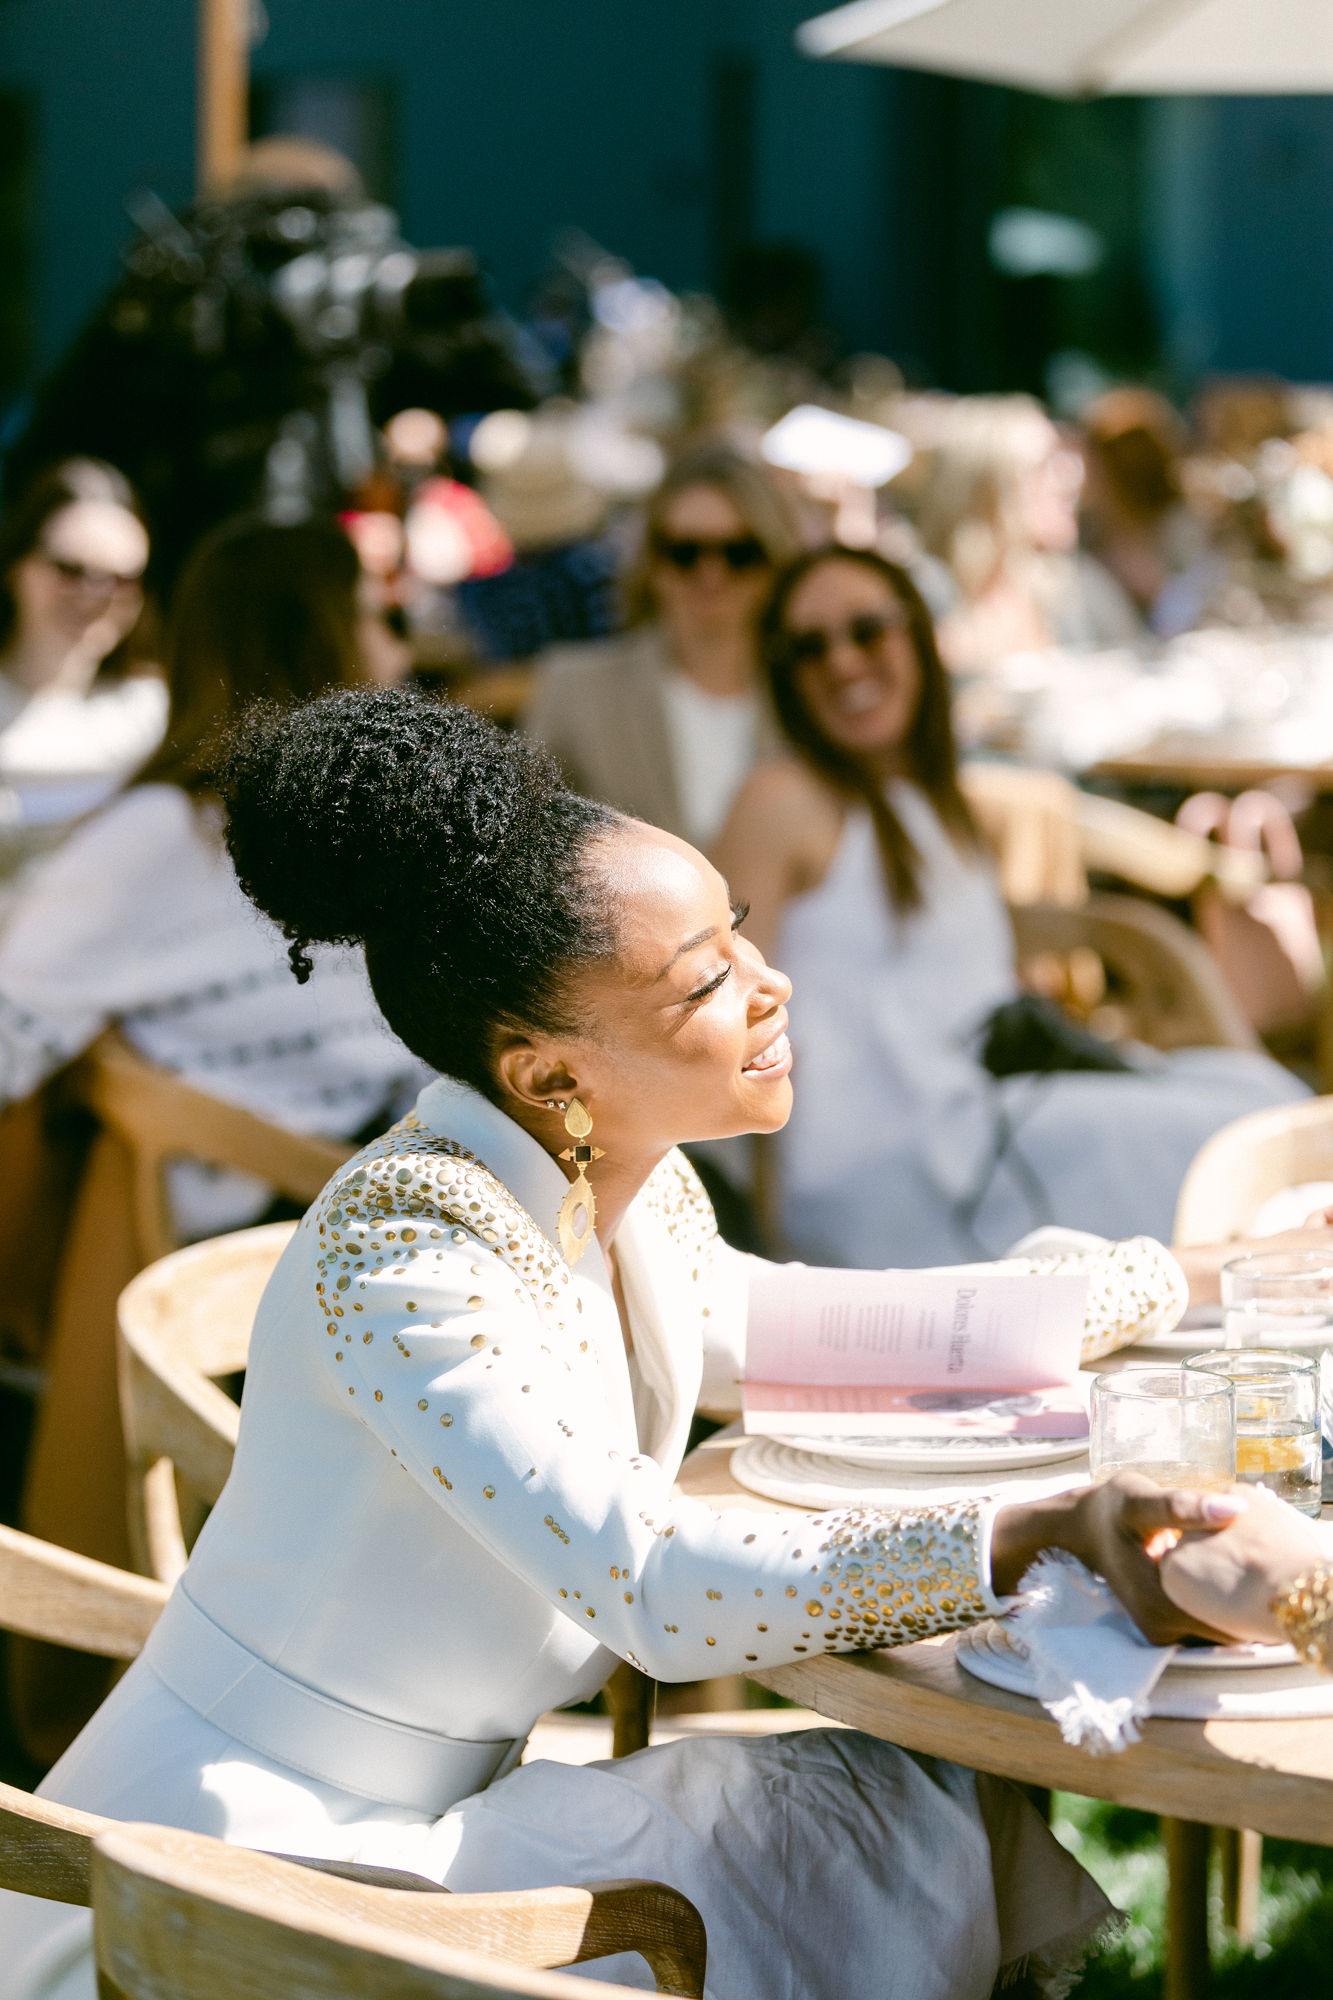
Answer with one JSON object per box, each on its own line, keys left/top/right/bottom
{"left": 221, "top": 687, "right": 618, "bottom": 1096}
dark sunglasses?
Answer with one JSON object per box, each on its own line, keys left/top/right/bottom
{"left": 652, "top": 534, "right": 769, "bottom": 574}
{"left": 41, "top": 553, "right": 141, "bottom": 589}
{"left": 781, "top": 607, "right": 910, "bottom": 671}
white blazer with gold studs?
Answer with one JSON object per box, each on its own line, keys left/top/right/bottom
{"left": 138, "top": 1075, "right": 1184, "bottom": 1818}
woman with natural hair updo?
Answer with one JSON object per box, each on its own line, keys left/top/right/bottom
{"left": 6, "top": 684, "right": 1318, "bottom": 2000}
{"left": 716, "top": 547, "right": 1302, "bottom": 1270}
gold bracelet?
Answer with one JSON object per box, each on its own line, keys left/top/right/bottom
{"left": 1271, "top": 1565, "right": 1333, "bottom": 1671}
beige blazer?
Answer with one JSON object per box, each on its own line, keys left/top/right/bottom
{"left": 523, "top": 625, "right": 782, "bottom": 842}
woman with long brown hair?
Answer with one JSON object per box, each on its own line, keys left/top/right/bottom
{"left": 716, "top": 546, "right": 1303, "bottom": 1267}
{"left": 0, "top": 513, "right": 419, "bottom": 1242}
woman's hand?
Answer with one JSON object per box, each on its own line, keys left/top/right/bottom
{"left": 1175, "top": 1213, "right": 1333, "bottom": 1307}
{"left": 1159, "top": 1486, "right": 1332, "bottom": 1644}
{"left": 991, "top": 1474, "right": 1245, "bottom": 1643}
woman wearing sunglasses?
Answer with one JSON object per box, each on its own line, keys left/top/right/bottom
{"left": 0, "top": 458, "right": 162, "bottom": 905}
{"left": 525, "top": 442, "right": 799, "bottom": 848}
{"left": 715, "top": 547, "right": 1303, "bottom": 1269}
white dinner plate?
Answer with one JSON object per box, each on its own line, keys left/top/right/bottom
{"left": 1136, "top": 1323, "right": 1333, "bottom": 1355}
{"left": 976, "top": 1618, "right": 1295, "bottom": 1674}
{"left": 956, "top": 1619, "right": 1333, "bottom": 1720}
{"left": 758, "top": 1431, "right": 1090, "bottom": 1473}
{"left": 730, "top": 1434, "right": 1090, "bottom": 1510}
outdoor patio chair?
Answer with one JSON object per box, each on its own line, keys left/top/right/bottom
{"left": 92, "top": 1819, "right": 706, "bottom": 1999}
{"left": 1009, "top": 893, "right": 1256, "bottom": 1053}
{"left": 22, "top": 1032, "right": 352, "bottom": 1583}
{"left": 0, "top": 1523, "right": 704, "bottom": 1994}
{"left": 1172, "top": 1091, "right": 1333, "bottom": 1246}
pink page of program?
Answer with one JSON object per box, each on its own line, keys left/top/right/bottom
{"left": 743, "top": 1261, "right": 1090, "bottom": 1439}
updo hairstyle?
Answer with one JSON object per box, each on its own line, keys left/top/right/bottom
{"left": 221, "top": 687, "right": 620, "bottom": 1100}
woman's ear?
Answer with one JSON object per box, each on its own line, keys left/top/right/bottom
{"left": 494, "top": 1039, "right": 579, "bottom": 1117}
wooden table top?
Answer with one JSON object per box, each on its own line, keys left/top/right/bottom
{"left": 678, "top": 1432, "right": 1333, "bottom": 1842}
{"left": 1094, "top": 740, "right": 1333, "bottom": 793}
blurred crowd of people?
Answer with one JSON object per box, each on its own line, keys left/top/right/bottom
{"left": 4, "top": 135, "right": 1332, "bottom": 1321}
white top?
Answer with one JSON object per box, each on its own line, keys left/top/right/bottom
{"left": 776, "top": 781, "right": 1305, "bottom": 1264}
{"left": 0, "top": 672, "right": 167, "bottom": 901}
{"left": 659, "top": 669, "right": 761, "bottom": 849}
{"left": 0, "top": 783, "right": 427, "bottom": 1234}
{"left": 780, "top": 782, "right": 1017, "bottom": 1208}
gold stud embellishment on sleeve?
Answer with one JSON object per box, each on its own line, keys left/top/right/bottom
{"left": 805, "top": 1504, "right": 988, "bottom": 1650}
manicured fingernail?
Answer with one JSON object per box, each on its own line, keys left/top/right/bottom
{"left": 1202, "top": 1494, "right": 1248, "bottom": 1522}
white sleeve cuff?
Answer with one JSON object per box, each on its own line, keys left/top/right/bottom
{"left": 974, "top": 1496, "right": 1023, "bottom": 1618}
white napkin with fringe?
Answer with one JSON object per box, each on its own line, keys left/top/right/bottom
{"left": 1007, "top": 1551, "right": 1176, "bottom": 1754}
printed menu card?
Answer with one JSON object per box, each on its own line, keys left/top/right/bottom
{"left": 744, "top": 1262, "right": 1090, "bottom": 1439}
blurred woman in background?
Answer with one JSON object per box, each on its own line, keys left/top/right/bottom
{"left": 716, "top": 546, "right": 1303, "bottom": 1268}
{"left": 916, "top": 397, "right": 1141, "bottom": 674}
{"left": 0, "top": 458, "right": 161, "bottom": 902}
{"left": 1, "top": 514, "right": 425, "bottom": 1738}
{"left": 525, "top": 441, "right": 800, "bottom": 848}
{"left": 1080, "top": 388, "right": 1217, "bottom": 639}
{"left": 0, "top": 513, "right": 419, "bottom": 1235}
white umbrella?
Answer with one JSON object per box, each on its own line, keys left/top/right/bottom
{"left": 796, "top": 0, "right": 1333, "bottom": 97}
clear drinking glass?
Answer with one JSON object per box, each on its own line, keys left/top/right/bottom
{"left": 1089, "top": 1367, "right": 1235, "bottom": 1489}
{"left": 1185, "top": 1349, "right": 1322, "bottom": 1517}
{"left": 1220, "top": 1250, "right": 1333, "bottom": 1349}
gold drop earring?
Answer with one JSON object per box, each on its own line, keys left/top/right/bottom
{"left": 553, "top": 1097, "right": 604, "bottom": 1265}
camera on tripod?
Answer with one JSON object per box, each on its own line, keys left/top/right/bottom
{"left": 8, "top": 180, "right": 538, "bottom": 587}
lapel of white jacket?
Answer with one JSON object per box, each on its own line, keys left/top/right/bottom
{"left": 608, "top": 1159, "right": 706, "bottom": 1480}
{"left": 413, "top": 1076, "right": 639, "bottom": 1440}
{"left": 411, "top": 1081, "right": 702, "bottom": 1469}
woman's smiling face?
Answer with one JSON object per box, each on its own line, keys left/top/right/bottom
{"left": 781, "top": 557, "right": 923, "bottom": 766}
{"left": 500, "top": 821, "right": 794, "bottom": 1158}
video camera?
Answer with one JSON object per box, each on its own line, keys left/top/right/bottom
{"left": 7, "top": 185, "right": 539, "bottom": 588}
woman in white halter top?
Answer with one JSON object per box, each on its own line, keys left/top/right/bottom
{"left": 717, "top": 547, "right": 1304, "bottom": 1269}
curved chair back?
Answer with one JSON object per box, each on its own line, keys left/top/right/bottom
{"left": 0, "top": 1529, "right": 703, "bottom": 1989}
{"left": 0, "top": 1521, "right": 166, "bottom": 1903}
{"left": 960, "top": 763, "right": 1087, "bottom": 907}
{"left": 22, "top": 1034, "right": 352, "bottom": 1593}
{"left": 1173, "top": 1094, "right": 1333, "bottom": 1246}
{"left": 1009, "top": 893, "right": 1256, "bottom": 1054}
{"left": 117, "top": 1222, "right": 296, "bottom": 1582}
{"left": 92, "top": 1822, "right": 706, "bottom": 1999}
{"left": 79, "top": 1033, "right": 351, "bottom": 1269}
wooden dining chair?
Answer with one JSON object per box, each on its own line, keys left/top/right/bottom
{"left": 960, "top": 763, "right": 1088, "bottom": 908}
{"left": 0, "top": 1520, "right": 168, "bottom": 1906}
{"left": 13, "top": 1035, "right": 353, "bottom": 1758}
{"left": 116, "top": 1221, "right": 295, "bottom": 1584}
{"left": 1172, "top": 1092, "right": 1333, "bottom": 1246}
{"left": 92, "top": 1821, "right": 707, "bottom": 1999}
{"left": 21, "top": 1033, "right": 352, "bottom": 1585}
{"left": 961, "top": 762, "right": 1268, "bottom": 910}
{"left": 1009, "top": 894, "right": 1257, "bottom": 1054}
{"left": 0, "top": 1526, "right": 705, "bottom": 1995}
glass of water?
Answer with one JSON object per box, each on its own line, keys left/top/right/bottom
{"left": 1220, "top": 1250, "right": 1333, "bottom": 1348}
{"left": 1090, "top": 1368, "right": 1236, "bottom": 1490}
{"left": 1185, "top": 1349, "right": 1322, "bottom": 1516}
